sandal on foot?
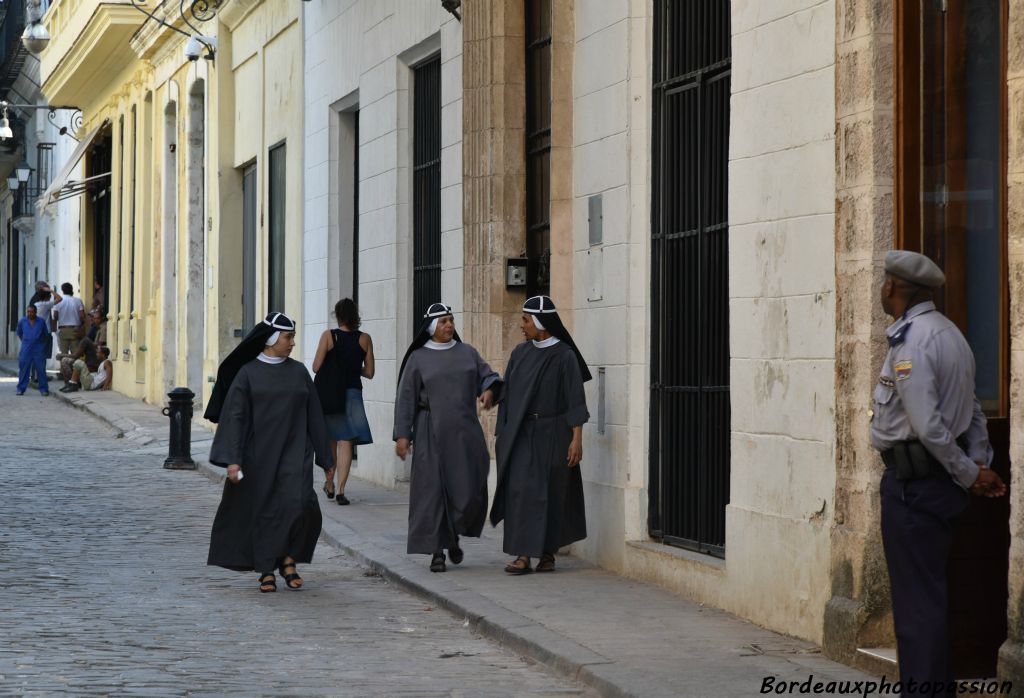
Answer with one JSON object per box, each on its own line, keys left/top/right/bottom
{"left": 336, "top": 493, "right": 350, "bottom": 505}
{"left": 258, "top": 573, "right": 277, "bottom": 593}
{"left": 504, "top": 556, "right": 533, "bottom": 575}
{"left": 322, "top": 481, "right": 335, "bottom": 500}
{"left": 536, "top": 553, "right": 556, "bottom": 573}
{"left": 430, "top": 553, "right": 446, "bottom": 573}
{"left": 279, "top": 561, "right": 303, "bottom": 590}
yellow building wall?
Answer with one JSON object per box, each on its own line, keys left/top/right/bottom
{"left": 40, "top": 0, "right": 304, "bottom": 411}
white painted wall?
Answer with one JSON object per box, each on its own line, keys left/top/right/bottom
{"left": 303, "top": 0, "right": 462, "bottom": 486}
{"left": 570, "top": 0, "right": 650, "bottom": 570}
{"left": 568, "top": 0, "right": 838, "bottom": 644}
{"left": 725, "top": 0, "right": 838, "bottom": 642}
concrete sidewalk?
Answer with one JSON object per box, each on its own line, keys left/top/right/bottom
{"left": 1, "top": 359, "right": 876, "bottom": 697}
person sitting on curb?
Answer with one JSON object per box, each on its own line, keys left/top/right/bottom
{"left": 62, "top": 346, "right": 112, "bottom": 393}
{"left": 57, "top": 311, "right": 104, "bottom": 382}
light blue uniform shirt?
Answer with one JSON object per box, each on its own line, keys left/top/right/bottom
{"left": 869, "top": 302, "right": 992, "bottom": 489}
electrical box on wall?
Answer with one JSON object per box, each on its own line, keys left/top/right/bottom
{"left": 506, "top": 258, "right": 528, "bottom": 287}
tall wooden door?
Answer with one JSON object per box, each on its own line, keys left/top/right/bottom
{"left": 896, "top": 0, "right": 1010, "bottom": 677}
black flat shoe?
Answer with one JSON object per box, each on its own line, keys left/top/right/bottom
{"left": 336, "top": 494, "right": 350, "bottom": 505}
{"left": 322, "top": 482, "right": 335, "bottom": 500}
{"left": 430, "top": 553, "right": 446, "bottom": 573}
{"left": 449, "top": 541, "right": 463, "bottom": 565}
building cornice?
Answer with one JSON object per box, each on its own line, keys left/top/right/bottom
{"left": 40, "top": 3, "right": 147, "bottom": 107}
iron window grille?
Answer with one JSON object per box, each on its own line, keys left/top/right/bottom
{"left": 413, "top": 57, "right": 442, "bottom": 330}
{"left": 525, "top": 0, "right": 552, "bottom": 295}
{"left": 649, "top": 0, "right": 732, "bottom": 558}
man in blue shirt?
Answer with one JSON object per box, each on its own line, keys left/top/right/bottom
{"left": 871, "top": 250, "right": 1007, "bottom": 695}
{"left": 16, "top": 304, "right": 50, "bottom": 396}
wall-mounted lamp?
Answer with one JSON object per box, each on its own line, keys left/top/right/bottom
{"left": 184, "top": 34, "right": 217, "bottom": 62}
{"left": 15, "top": 161, "right": 31, "bottom": 183}
{"left": 22, "top": 22, "right": 50, "bottom": 55}
{"left": 7, "top": 176, "right": 20, "bottom": 191}
{"left": 0, "top": 102, "right": 82, "bottom": 142}
{"left": 131, "top": 0, "right": 221, "bottom": 62}
{"left": 21, "top": 0, "right": 50, "bottom": 55}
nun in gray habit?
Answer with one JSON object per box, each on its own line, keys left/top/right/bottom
{"left": 394, "top": 303, "right": 502, "bottom": 573}
{"left": 204, "top": 312, "right": 334, "bottom": 593}
{"left": 489, "top": 296, "right": 590, "bottom": 575}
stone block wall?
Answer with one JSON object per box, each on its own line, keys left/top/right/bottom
{"left": 303, "top": 0, "right": 463, "bottom": 486}
{"left": 824, "top": 0, "right": 896, "bottom": 664}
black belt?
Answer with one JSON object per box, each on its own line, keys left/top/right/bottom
{"left": 58, "top": 325, "right": 77, "bottom": 329}
{"left": 881, "top": 435, "right": 968, "bottom": 481}
{"left": 526, "top": 413, "right": 561, "bottom": 421}
{"left": 418, "top": 403, "right": 430, "bottom": 412}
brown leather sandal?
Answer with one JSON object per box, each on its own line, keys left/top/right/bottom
{"left": 536, "top": 553, "right": 555, "bottom": 573}
{"left": 504, "top": 556, "right": 533, "bottom": 575}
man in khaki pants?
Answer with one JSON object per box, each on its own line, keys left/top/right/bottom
{"left": 52, "top": 282, "right": 85, "bottom": 356}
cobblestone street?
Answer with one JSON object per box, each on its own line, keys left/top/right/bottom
{"left": 0, "top": 378, "right": 593, "bottom": 697}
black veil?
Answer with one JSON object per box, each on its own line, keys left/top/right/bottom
{"left": 523, "top": 295, "right": 592, "bottom": 382}
{"left": 204, "top": 312, "right": 296, "bottom": 423}
{"left": 397, "top": 303, "right": 462, "bottom": 383}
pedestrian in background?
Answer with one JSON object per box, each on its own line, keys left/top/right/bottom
{"left": 312, "top": 298, "right": 375, "bottom": 505}
{"left": 52, "top": 282, "right": 85, "bottom": 356}
{"left": 489, "top": 296, "right": 590, "bottom": 575}
{"left": 394, "top": 303, "right": 501, "bottom": 573}
{"left": 16, "top": 304, "right": 49, "bottom": 396}
{"left": 870, "top": 250, "right": 1007, "bottom": 694}
{"left": 29, "top": 281, "right": 58, "bottom": 365}
{"left": 205, "top": 312, "right": 335, "bottom": 593}
{"left": 91, "top": 277, "right": 105, "bottom": 316}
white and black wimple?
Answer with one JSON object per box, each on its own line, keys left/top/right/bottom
{"left": 205, "top": 311, "right": 298, "bottom": 423}
{"left": 423, "top": 303, "right": 453, "bottom": 319}
{"left": 399, "top": 302, "right": 460, "bottom": 382}
{"left": 523, "top": 295, "right": 558, "bottom": 315}
{"left": 262, "top": 312, "right": 296, "bottom": 331}
{"left": 521, "top": 295, "right": 593, "bottom": 383}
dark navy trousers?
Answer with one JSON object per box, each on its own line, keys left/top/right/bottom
{"left": 17, "top": 349, "right": 48, "bottom": 394}
{"left": 880, "top": 469, "right": 969, "bottom": 697}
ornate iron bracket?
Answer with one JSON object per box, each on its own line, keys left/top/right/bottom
{"left": 47, "top": 109, "right": 83, "bottom": 142}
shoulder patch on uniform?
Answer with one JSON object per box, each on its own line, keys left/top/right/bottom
{"left": 894, "top": 359, "right": 913, "bottom": 381}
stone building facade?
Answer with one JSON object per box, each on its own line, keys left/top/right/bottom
{"left": 302, "top": 0, "right": 464, "bottom": 485}
{"left": 35, "top": 0, "right": 306, "bottom": 409}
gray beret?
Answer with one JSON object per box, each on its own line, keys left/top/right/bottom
{"left": 884, "top": 250, "right": 945, "bottom": 288}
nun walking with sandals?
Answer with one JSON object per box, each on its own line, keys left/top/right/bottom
{"left": 489, "top": 296, "right": 591, "bottom": 575}
{"left": 394, "top": 303, "right": 502, "bottom": 572}
{"left": 204, "top": 312, "right": 335, "bottom": 593}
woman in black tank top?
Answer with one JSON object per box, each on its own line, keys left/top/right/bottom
{"left": 312, "top": 299, "right": 375, "bottom": 504}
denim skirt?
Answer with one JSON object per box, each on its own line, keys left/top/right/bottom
{"left": 325, "top": 389, "right": 374, "bottom": 445}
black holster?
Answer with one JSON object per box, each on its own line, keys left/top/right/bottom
{"left": 880, "top": 436, "right": 968, "bottom": 481}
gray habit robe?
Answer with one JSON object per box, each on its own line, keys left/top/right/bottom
{"left": 394, "top": 342, "right": 501, "bottom": 554}
{"left": 207, "top": 358, "right": 334, "bottom": 573}
{"left": 489, "top": 341, "right": 589, "bottom": 557}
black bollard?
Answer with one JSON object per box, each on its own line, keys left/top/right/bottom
{"left": 162, "top": 387, "right": 197, "bottom": 470}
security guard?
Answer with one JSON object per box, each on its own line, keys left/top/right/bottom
{"left": 870, "top": 250, "right": 1007, "bottom": 696}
